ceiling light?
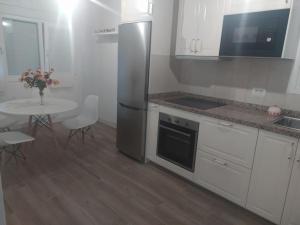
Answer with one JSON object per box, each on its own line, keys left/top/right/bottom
{"left": 56, "top": 0, "right": 79, "bottom": 15}
{"left": 2, "top": 21, "right": 11, "bottom": 27}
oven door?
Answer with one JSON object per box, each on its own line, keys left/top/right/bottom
{"left": 220, "top": 9, "right": 290, "bottom": 57}
{"left": 157, "top": 120, "right": 198, "bottom": 172}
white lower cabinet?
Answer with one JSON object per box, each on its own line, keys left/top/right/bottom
{"left": 195, "top": 151, "right": 251, "bottom": 206}
{"left": 198, "top": 117, "right": 258, "bottom": 168}
{"left": 145, "top": 103, "right": 159, "bottom": 161}
{"left": 146, "top": 105, "right": 300, "bottom": 224}
{"left": 282, "top": 146, "right": 300, "bottom": 225}
{"left": 246, "top": 131, "right": 298, "bottom": 224}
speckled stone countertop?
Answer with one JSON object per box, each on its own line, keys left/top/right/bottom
{"left": 149, "top": 92, "right": 300, "bottom": 139}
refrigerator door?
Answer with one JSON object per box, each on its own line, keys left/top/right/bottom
{"left": 118, "top": 22, "right": 152, "bottom": 109}
{"left": 117, "top": 103, "right": 147, "bottom": 161}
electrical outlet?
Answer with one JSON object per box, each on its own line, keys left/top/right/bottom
{"left": 251, "top": 88, "right": 266, "bottom": 97}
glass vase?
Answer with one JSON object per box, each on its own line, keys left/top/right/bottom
{"left": 39, "top": 92, "right": 45, "bottom": 105}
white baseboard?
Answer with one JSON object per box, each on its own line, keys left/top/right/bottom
{"left": 99, "top": 119, "right": 117, "bottom": 128}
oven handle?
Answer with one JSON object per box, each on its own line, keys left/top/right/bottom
{"left": 160, "top": 125, "right": 192, "bottom": 138}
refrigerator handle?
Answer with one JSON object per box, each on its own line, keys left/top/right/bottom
{"left": 119, "top": 103, "right": 145, "bottom": 111}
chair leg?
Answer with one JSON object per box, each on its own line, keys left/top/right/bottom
{"left": 2, "top": 144, "right": 26, "bottom": 166}
{"left": 90, "top": 126, "right": 95, "bottom": 139}
{"left": 1, "top": 150, "right": 5, "bottom": 171}
{"left": 65, "top": 130, "right": 74, "bottom": 149}
{"left": 81, "top": 129, "right": 85, "bottom": 144}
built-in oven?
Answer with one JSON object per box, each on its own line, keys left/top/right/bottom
{"left": 220, "top": 9, "right": 290, "bottom": 57}
{"left": 157, "top": 113, "right": 199, "bottom": 172}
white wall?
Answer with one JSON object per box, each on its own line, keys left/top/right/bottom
{"left": 80, "top": 0, "right": 120, "bottom": 127}
{"left": 149, "top": 0, "right": 180, "bottom": 94}
{"left": 0, "top": 0, "right": 86, "bottom": 104}
{"left": 81, "top": 0, "right": 180, "bottom": 127}
{"left": 175, "top": 50, "right": 300, "bottom": 111}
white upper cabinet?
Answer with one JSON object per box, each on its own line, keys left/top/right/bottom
{"left": 176, "top": 0, "right": 225, "bottom": 57}
{"left": 246, "top": 131, "right": 297, "bottom": 224}
{"left": 282, "top": 145, "right": 300, "bottom": 225}
{"left": 121, "top": 0, "right": 153, "bottom": 23}
{"left": 225, "top": 0, "right": 291, "bottom": 15}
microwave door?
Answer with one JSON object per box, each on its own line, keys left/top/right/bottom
{"left": 219, "top": 9, "right": 290, "bottom": 57}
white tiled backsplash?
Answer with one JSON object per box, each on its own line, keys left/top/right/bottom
{"left": 174, "top": 58, "right": 300, "bottom": 111}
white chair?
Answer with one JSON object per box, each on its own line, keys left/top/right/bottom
{"left": 0, "top": 114, "right": 17, "bottom": 132}
{"left": 62, "top": 95, "right": 99, "bottom": 146}
{"left": 0, "top": 132, "right": 35, "bottom": 166}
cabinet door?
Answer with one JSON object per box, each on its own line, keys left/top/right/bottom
{"left": 282, "top": 147, "right": 300, "bottom": 225}
{"left": 195, "top": 151, "right": 251, "bottom": 206}
{"left": 225, "top": 0, "right": 291, "bottom": 15}
{"left": 247, "top": 131, "right": 297, "bottom": 224}
{"left": 195, "top": 0, "right": 225, "bottom": 56}
{"left": 176, "top": 0, "right": 199, "bottom": 55}
{"left": 198, "top": 117, "right": 258, "bottom": 168}
{"left": 145, "top": 104, "right": 159, "bottom": 161}
{"left": 121, "top": 0, "right": 152, "bottom": 23}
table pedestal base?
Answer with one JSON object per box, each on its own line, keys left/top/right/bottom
{"left": 28, "top": 115, "right": 58, "bottom": 146}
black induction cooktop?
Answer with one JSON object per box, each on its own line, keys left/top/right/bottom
{"left": 166, "top": 97, "right": 226, "bottom": 110}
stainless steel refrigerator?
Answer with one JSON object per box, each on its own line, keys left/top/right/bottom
{"left": 116, "top": 21, "right": 152, "bottom": 162}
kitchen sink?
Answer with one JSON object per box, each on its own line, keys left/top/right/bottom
{"left": 274, "top": 116, "right": 300, "bottom": 130}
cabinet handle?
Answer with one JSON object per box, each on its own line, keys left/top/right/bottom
{"left": 190, "top": 39, "right": 195, "bottom": 53}
{"left": 148, "top": 0, "right": 153, "bottom": 15}
{"left": 213, "top": 158, "right": 228, "bottom": 166}
{"left": 218, "top": 122, "right": 233, "bottom": 127}
{"left": 194, "top": 39, "right": 199, "bottom": 53}
{"left": 195, "top": 39, "right": 201, "bottom": 53}
{"left": 288, "top": 143, "right": 296, "bottom": 160}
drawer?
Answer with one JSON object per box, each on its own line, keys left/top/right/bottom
{"left": 195, "top": 151, "right": 251, "bottom": 206}
{"left": 198, "top": 117, "right": 258, "bottom": 168}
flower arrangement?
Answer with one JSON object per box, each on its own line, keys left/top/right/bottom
{"left": 20, "top": 68, "right": 59, "bottom": 105}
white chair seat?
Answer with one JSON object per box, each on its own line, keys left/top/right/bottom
{"left": 0, "top": 139, "right": 6, "bottom": 147}
{"left": 0, "top": 132, "right": 34, "bottom": 145}
{"left": 62, "top": 115, "right": 96, "bottom": 130}
{"left": 62, "top": 95, "right": 99, "bottom": 146}
{"left": 0, "top": 114, "right": 17, "bottom": 129}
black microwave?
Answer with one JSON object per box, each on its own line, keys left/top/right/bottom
{"left": 219, "top": 9, "right": 290, "bottom": 57}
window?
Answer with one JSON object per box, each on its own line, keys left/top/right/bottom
{"left": 0, "top": 16, "right": 73, "bottom": 87}
{"left": 2, "top": 18, "right": 44, "bottom": 76}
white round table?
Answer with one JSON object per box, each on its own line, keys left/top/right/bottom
{"left": 0, "top": 98, "right": 78, "bottom": 116}
{"left": 0, "top": 98, "right": 78, "bottom": 143}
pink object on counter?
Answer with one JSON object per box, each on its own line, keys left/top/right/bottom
{"left": 267, "top": 106, "right": 282, "bottom": 116}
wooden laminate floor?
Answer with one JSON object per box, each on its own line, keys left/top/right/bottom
{"left": 1, "top": 123, "right": 273, "bottom": 225}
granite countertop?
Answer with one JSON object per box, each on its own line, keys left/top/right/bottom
{"left": 149, "top": 92, "right": 300, "bottom": 139}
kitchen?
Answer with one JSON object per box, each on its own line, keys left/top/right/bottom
{"left": 0, "top": 0, "right": 300, "bottom": 225}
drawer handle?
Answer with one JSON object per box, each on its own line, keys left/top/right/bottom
{"left": 218, "top": 122, "right": 233, "bottom": 127}
{"left": 213, "top": 158, "right": 228, "bottom": 166}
